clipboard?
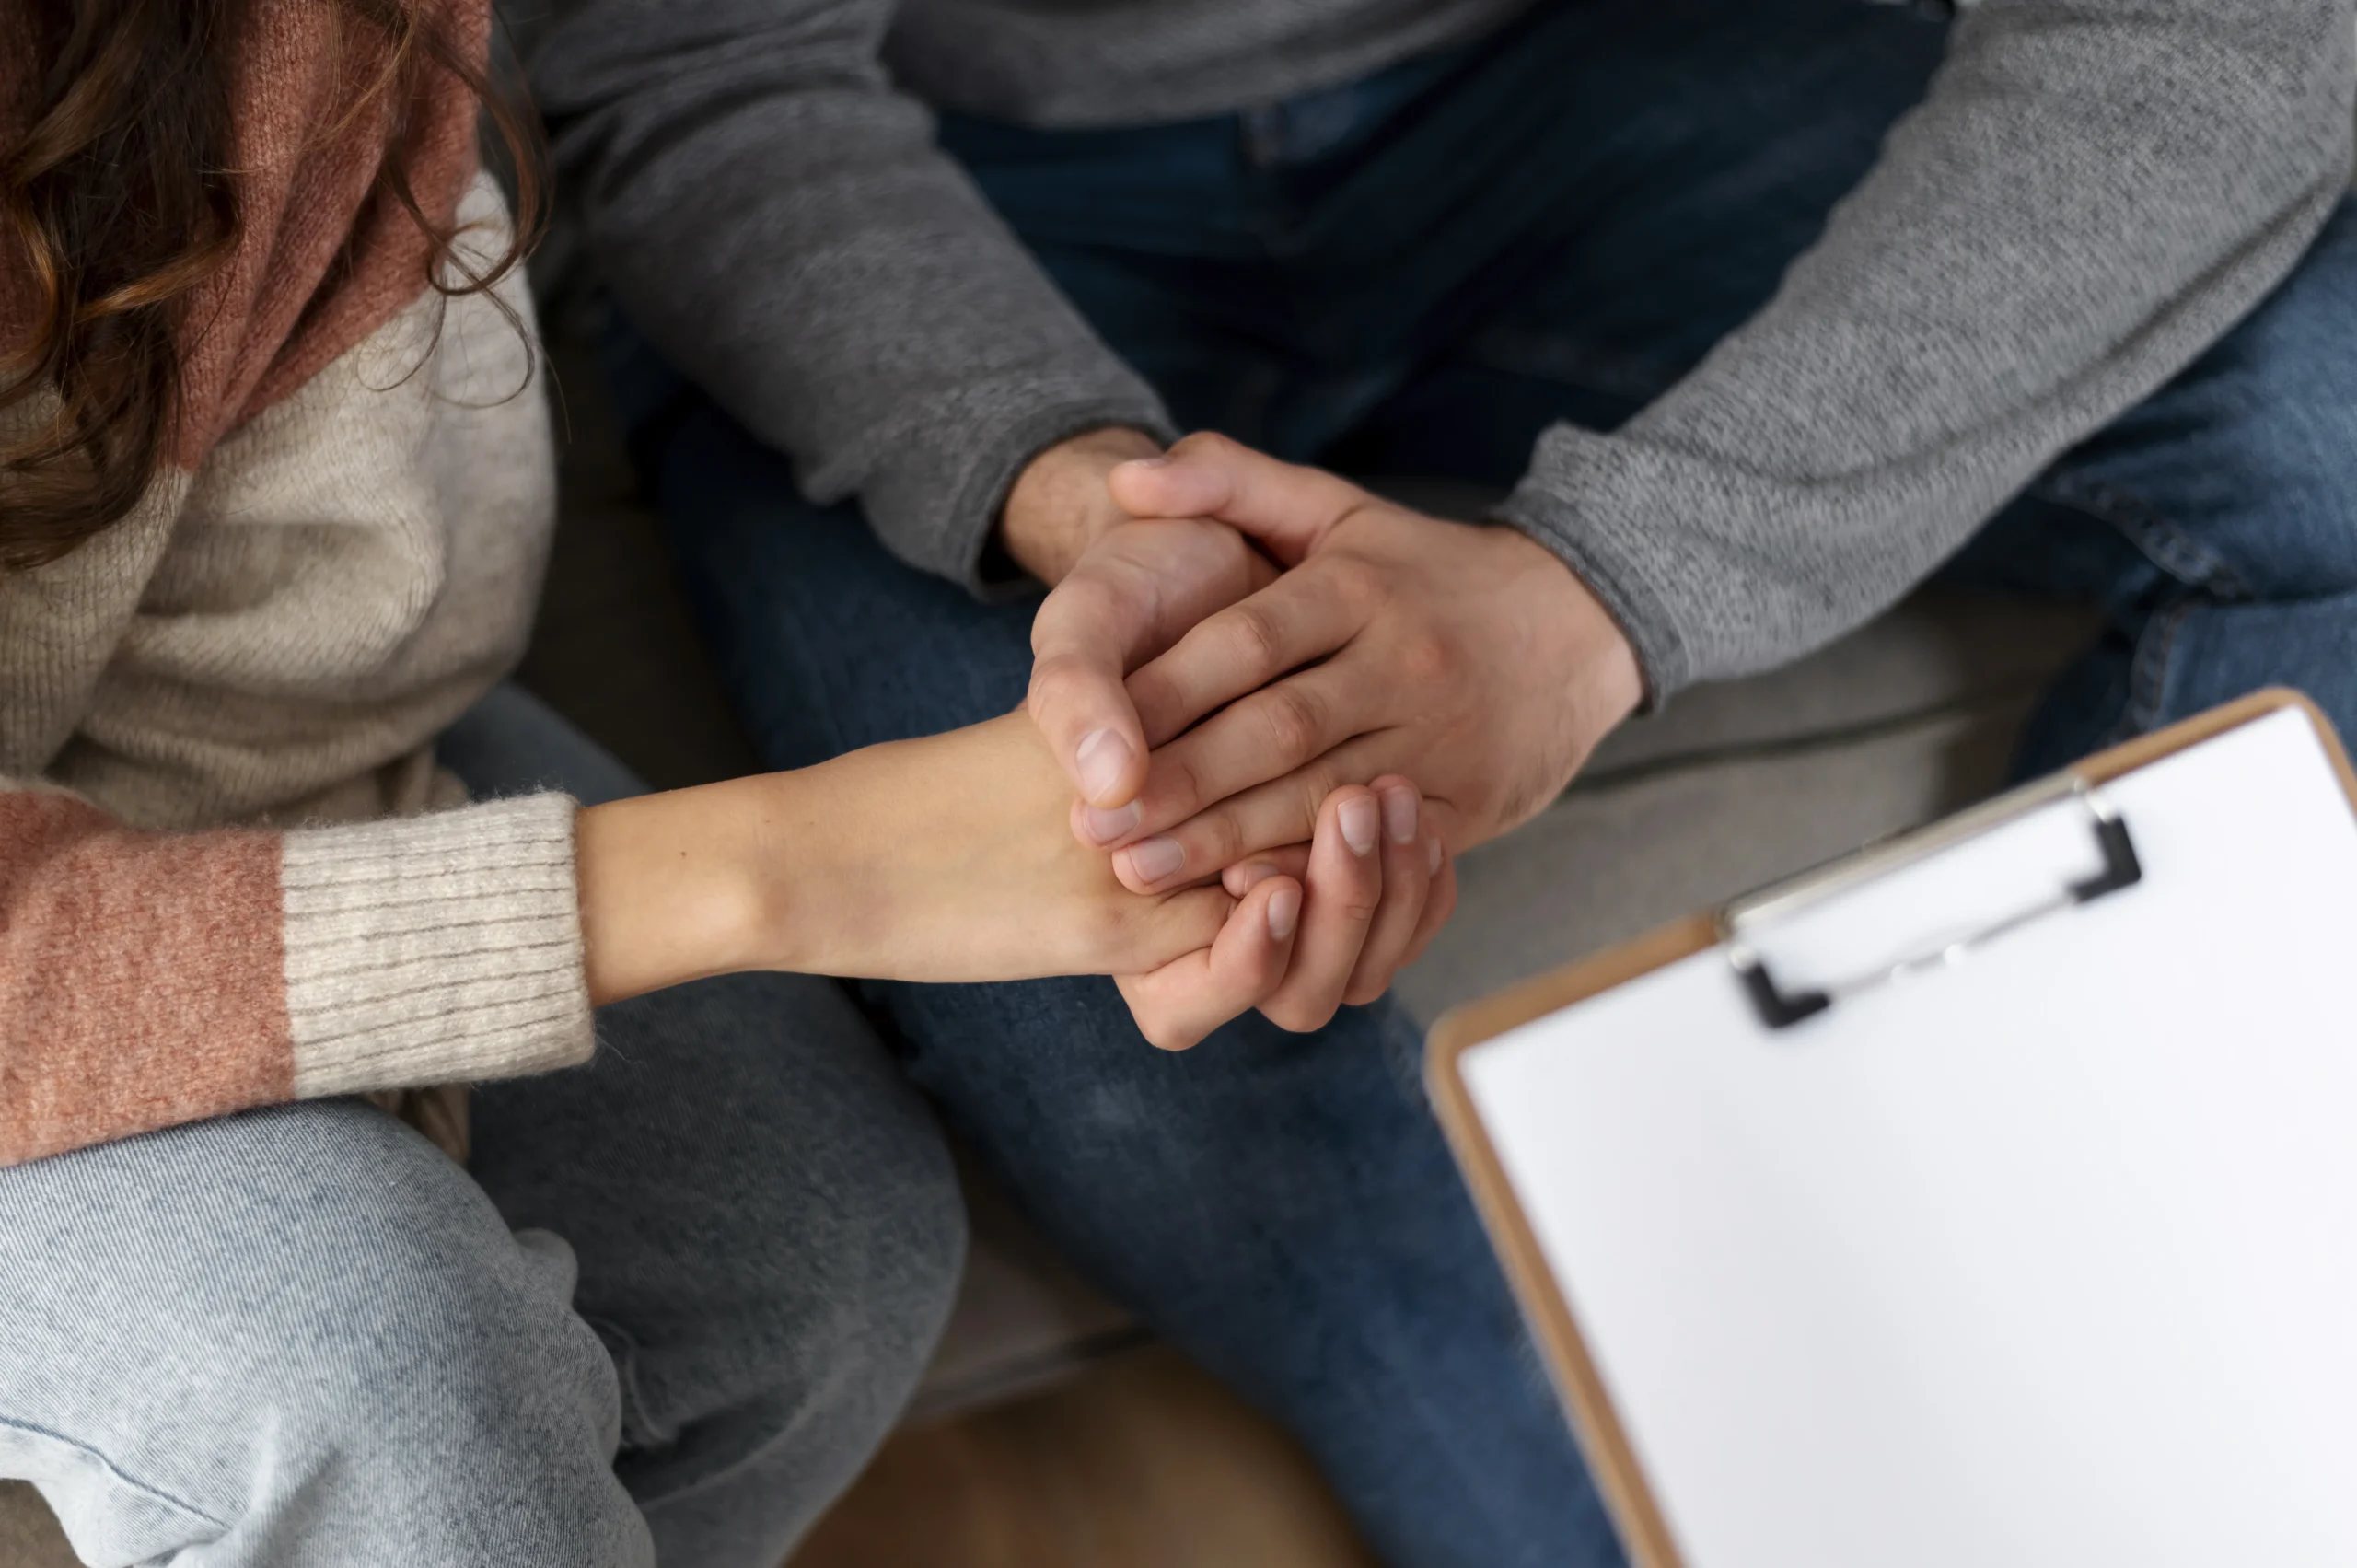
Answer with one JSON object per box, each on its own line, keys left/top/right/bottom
{"left": 1428, "top": 689, "right": 2357, "bottom": 1568}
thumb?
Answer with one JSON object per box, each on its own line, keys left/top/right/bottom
{"left": 1115, "top": 875, "right": 1303, "bottom": 1051}
{"left": 1027, "top": 580, "right": 1149, "bottom": 819}
{"left": 1108, "top": 433, "right": 1366, "bottom": 565}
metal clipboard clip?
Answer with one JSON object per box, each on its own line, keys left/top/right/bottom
{"left": 1720, "top": 773, "right": 2144, "bottom": 1031}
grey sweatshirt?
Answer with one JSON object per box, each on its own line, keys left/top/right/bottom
{"left": 531, "top": 0, "right": 2356, "bottom": 699}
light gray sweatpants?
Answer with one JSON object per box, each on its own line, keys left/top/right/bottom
{"left": 0, "top": 687, "right": 968, "bottom": 1567}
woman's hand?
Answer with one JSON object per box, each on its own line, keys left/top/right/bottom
{"left": 573, "top": 714, "right": 1451, "bottom": 1048}
{"left": 1138, "top": 771, "right": 1459, "bottom": 1040}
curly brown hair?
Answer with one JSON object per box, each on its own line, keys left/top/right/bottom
{"left": 0, "top": 0, "right": 545, "bottom": 572}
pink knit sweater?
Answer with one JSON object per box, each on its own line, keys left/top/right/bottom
{"left": 0, "top": 3, "right": 593, "bottom": 1167}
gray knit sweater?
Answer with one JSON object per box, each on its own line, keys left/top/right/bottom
{"left": 530, "top": 0, "right": 2356, "bottom": 698}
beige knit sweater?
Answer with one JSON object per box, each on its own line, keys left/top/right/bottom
{"left": 1, "top": 77, "right": 592, "bottom": 1164}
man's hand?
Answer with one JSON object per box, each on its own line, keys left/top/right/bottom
{"left": 1074, "top": 433, "right": 1643, "bottom": 894}
{"left": 1003, "top": 430, "right": 1455, "bottom": 1021}
{"left": 1006, "top": 432, "right": 1282, "bottom": 815}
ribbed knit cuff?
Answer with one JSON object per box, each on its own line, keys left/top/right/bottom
{"left": 280, "top": 796, "right": 594, "bottom": 1098}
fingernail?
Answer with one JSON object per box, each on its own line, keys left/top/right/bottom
{"left": 1381, "top": 784, "right": 1418, "bottom": 844}
{"left": 1119, "top": 454, "right": 1169, "bottom": 470}
{"left": 1229, "top": 861, "right": 1282, "bottom": 893}
{"left": 1122, "top": 836, "right": 1186, "bottom": 885}
{"left": 1082, "top": 801, "right": 1142, "bottom": 844}
{"left": 1427, "top": 834, "right": 1443, "bottom": 875}
{"left": 1267, "top": 885, "right": 1301, "bottom": 941}
{"left": 1075, "top": 728, "right": 1132, "bottom": 805}
{"left": 1341, "top": 796, "right": 1380, "bottom": 855}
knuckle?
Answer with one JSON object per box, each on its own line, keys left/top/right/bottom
{"left": 1396, "top": 627, "right": 1459, "bottom": 686}
{"left": 1260, "top": 685, "right": 1325, "bottom": 759}
{"left": 1093, "top": 900, "right": 1144, "bottom": 956}
{"left": 1099, "top": 550, "right": 1164, "bottom": 598}
{"left": 1273, "top": 996, "right": 1339, "bottom": 1035}
{"left": 1260, "top": 996, "right": 1316, "bottom": 1034}
{"left": 1139, "top": 1015, "right": 1191, "bottom": 1051}
{"left": 1321, "top": 553, "right": 1387, "bottom": 610}
{"left": 1170, "top": 430, "right": 1233, "bottom": 461}
{"left": 1215, "top": 806, "right": 1253, "bottom": 867}
{"left": 1225, "top": 602, "right": 1287, "bottom": 675}
{"left": 1025, "top": 660, "right": 1097, "bottom": 724}
{"left": 1154, "top": 751, "right": 1208, "bottom": 819}
{"left": 1201, "top": 808, "right": 1248, "bottom": 868}
{"left": 1029, "top": 649, "right": 1094, "bottom": 693}
{"left": 1040, "top": 575, "right": 1117, "bottom": 632}
{"left": 1293, "top": 772, "right": 1330, "bottom": 841}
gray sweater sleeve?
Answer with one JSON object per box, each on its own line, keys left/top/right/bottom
{"left": 528, "top": 0, "right": 1176, "bottom": 588}
{"left": 1496, "top": 0, "right": 2357, "bottom": 700}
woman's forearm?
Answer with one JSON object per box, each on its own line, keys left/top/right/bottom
{"left": 573, "top": 715, "right": 1238, "bottom": 1003}
{"left": 575, "top": 748, "right": 957, "bottom": 1002}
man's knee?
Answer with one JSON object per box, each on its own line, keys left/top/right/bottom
{"left": 2185, "top": 200, "right": 2357, "bottom": 590}
{"left": 2051, "top": 202, "right": 2357, "bottom": 606}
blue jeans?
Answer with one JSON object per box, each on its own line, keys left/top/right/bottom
{"left": 618, "top": 1, "right": 2357, "bottom": 1562}
{"left": 0, "top": 687, "right": 963, "bottom": 1568}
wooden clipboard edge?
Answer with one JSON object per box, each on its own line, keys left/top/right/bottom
{"left": 2071, "top": 686, "right": 2357, "bottom": 795}
{"left": 1423, "top": 686, "right": 2350, "bottom": 1568}
{"left": 1426, "top": 912, "right": 1714, "bottom": 1568}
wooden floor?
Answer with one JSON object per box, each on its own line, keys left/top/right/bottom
{"left": 0, "top": 1348, "right": 1373, "bottom": 1568}
{"left": 788, "top": 1348, "right": 1379, "bottom": 1568}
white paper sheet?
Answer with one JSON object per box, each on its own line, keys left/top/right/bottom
{"left": 1462, "top": 705, "right": 2357, "bottom": 1568}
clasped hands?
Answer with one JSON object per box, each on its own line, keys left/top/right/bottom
{"left": 1011, "top": 427, "right": 1645, "bottom": 1050}
{"left": 574, "top": 429, "right": 1641, "bottom": 1032}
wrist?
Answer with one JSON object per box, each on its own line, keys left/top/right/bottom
{"left": 998, "top": 425, "right": 1165, "bottom": 585}
{"left": 575, "top": 782, "right": 779, "bottom": 1005}
{"left": 1501, "top": 525, "right": 1645, "bottom": 728}
{"left": 576, "top": 758, "right": 947, "bottom": 1000}
{"left": 1575, "top": 581, "right": 1645, "bottom": 725}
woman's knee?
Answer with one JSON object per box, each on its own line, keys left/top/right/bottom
{"left": 297, "top": 1224, "right": 652, "bottom": 1567}
{"left": 586, "top": 970, "right": 971, "bottom": 1413}
{"left": 587, "top": 975, "right": 968, "bottom": 1537}
{"left": 2, "top": 1102, "right": 649, "bottom": 1565}
{"left": 817, "top": 1095, "right": 970, "bottom": 1398}
{"left": 798, "top": 985, "right": 969, "bottom": 1406}
{"left": 611, "top": 1017, "right": 968, "bottom": 1558}
{"left": 716, "top": 1040, "right": 970, "bottom": 1437}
